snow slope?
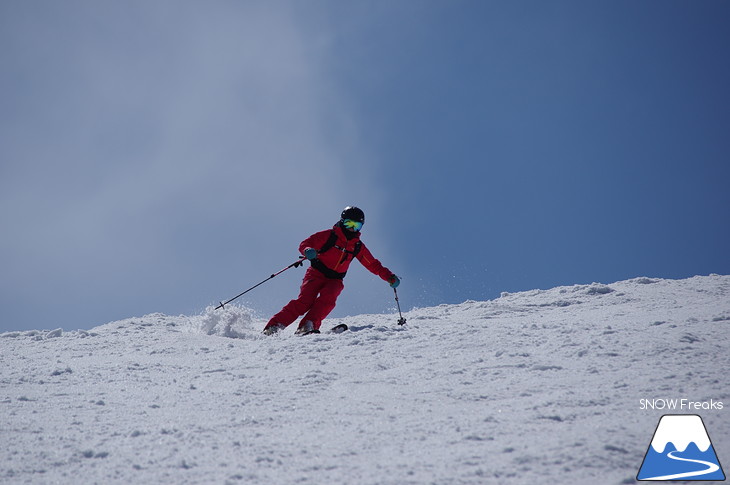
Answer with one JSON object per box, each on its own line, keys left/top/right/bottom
{"left": 1, "top": 275, "right": 728, "bottom": 484}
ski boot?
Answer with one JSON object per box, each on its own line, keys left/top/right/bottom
{"left": 262, "top": 323, "right": 285, "bottom": 336}
{"left": 295, "top": 320, "right": 320, "bottom": 336}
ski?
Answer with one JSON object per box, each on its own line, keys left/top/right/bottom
{"left": 330, "top": 324, "right": 348, "bottom": 334}
{"left": 269, "top": 323, "right": 348, "bottom": 336}
{"left": 295, "top": 324, "right": 348, "bottom": 335}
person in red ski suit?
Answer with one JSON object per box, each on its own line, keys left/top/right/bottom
{"left": 263, "top": 206, "right": 400, "bottom": 335}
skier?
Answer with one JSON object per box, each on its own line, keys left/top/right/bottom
{"left": 263, "top": 206, "right": 400, "bottom": 335}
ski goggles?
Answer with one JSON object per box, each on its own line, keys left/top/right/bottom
{"left": 342, "top": 219, "right": 363, "bottom": 231}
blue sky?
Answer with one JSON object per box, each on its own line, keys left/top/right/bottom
{"left": 1, "top": 1, "right": 729, "bottom": 333}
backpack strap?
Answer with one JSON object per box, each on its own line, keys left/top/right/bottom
{"left": 318, "top": 230, "right": 339, "bottom": 255}
{"left": 351, "top": 241, "right": 362, "bottom": 258}
{"left": 311, "top": 230, "right": 362, "bottom": 279}
{"left": 320, "top": 230, "right": 362, "bottom": 260}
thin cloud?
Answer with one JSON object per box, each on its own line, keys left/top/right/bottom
{"left": 0, "top": 2, "right": 387, "bottom": 331}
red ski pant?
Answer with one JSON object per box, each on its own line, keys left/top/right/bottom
{"left": 267, "top": 267, "right": 344, "bottom": 330}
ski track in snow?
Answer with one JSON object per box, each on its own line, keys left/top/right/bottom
{"left": 1, "top": 275, "right": 729, "bottom": 484}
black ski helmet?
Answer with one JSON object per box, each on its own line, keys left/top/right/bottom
{"left": 341, "top": 206, "right": 365, "bottom": 223}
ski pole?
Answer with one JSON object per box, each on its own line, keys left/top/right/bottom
{"left": 393, "top": 287, "right": 407, "bottom": 326}
{"left": 215, "top": 258, "right": 304, "bottom": 310}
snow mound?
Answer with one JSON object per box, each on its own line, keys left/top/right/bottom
{"left": 190, "top": 305, "right": 260, "bottom": 339}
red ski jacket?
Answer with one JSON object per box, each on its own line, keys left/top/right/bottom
{"left": 300, "top": 225, "right": 394, "bottom": 281}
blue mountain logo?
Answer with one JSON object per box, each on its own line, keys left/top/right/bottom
{"left": 637, "top": 414, "right": 725, "bottom": 481}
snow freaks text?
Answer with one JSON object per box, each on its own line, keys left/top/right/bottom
{"left": 639, "top": 398, "right": 724, "bottom": 411}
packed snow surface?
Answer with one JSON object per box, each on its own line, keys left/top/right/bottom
{"left": 1, "top": 275, "right": 729, "bottom": 484}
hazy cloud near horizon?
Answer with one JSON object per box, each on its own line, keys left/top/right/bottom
{"left": 0, "top": 2, "right": 391, "bottom": 331}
